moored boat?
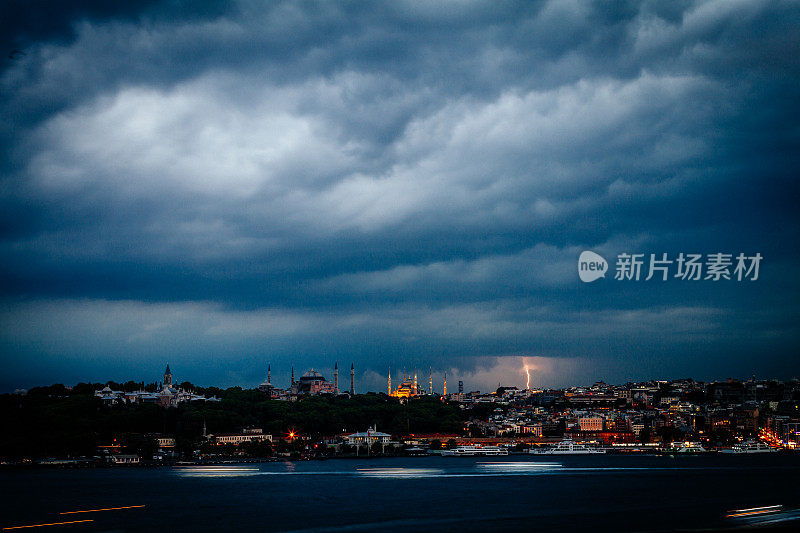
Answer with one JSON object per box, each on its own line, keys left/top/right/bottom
{"left": 720, "top": 440, "right": 778, "bottom": 454}
{"left": 529, "top": 439, "right": 606, "bottom": 455}
{"left": 441, "top": 445, "right": 509, "bottom": 456}
{"left": 668, "top": 441, "right": 708, "bottom": 453}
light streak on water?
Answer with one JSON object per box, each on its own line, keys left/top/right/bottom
{"left": 356, "top": 468, "right": 444, "bottom": 479}
{"left": 725, "top": 504, "right": 800, "bottom": 525}
{"left": 171, "top": 461, "right": 800, "bottom": 482}
{"left": 726, "top": 504, "right": 783, "bottom": 518}
{"left": 60, "top": 505, "right": 145, "bottom": 515}
{"left": 2, "top": 519, "right": 94, "bottom": 530}
{"left": 174, "top": 465, "right": 262, "bottom": 478}
{"left": 477, "top": 462, "right": 563, "bottom": 473}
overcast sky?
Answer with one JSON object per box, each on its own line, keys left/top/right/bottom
{"left": 1, "top": 0, "right": 798, "bottom": 392}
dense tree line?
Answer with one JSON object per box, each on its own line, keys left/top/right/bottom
{"left": 0, "top": 385, "right": 463, "bottom": 459}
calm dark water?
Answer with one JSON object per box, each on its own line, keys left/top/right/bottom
{"left": 2, "top": 455, "right": 799, "bottom": 532}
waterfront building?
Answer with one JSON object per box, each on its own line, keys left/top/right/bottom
{"left": 579, "top": 416, "right": 605, "bottom": 432}
{"left": 155, "top": 436, "right": 175, "bottom": 448}
{"left": 344, "top": 426, "right": 391, "bottom": 446}
{"left": 110, "top": 454, "right": 140, "bottom": 464}
{"left": 522, "top": 424, "right": 544, "bottom": 437}
{"left": 214, "top": 428, "right": 273, "bottom": 445}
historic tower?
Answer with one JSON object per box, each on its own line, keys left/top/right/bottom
{"left": 164, "top": 364, "right": 172, "bottom": 388}
{"left": 443, "top": 372, "right": 447, "bottom": 396}
{"left": 350, "top": 363, "right": 355, "bottom": 395}
{"left": 334, "top": 361, "right": 339, "bottom": 394}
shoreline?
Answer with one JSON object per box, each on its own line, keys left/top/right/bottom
{"left": 3, "top": 448, "right": 798, "bottom": 470}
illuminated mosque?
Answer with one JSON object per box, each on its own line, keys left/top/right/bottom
{"left": 259, "top": 362, "right": 355, "bottom": 397}
{"left": 389, "top": 368, "right": 445, "bottom": 398}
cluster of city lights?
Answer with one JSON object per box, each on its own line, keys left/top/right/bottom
{"left": 759, "top": 428, "right": 788, "bottom": 448}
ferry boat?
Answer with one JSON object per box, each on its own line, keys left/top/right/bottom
{"left": 529, "top": 439, "right": 606, "bottom": 455}
{"left": 440, "top": 445, "right": 508, "bottom": 456}
{"left": 720, "top": 440, "right": 778, "bottom": 454}
{"left": 668, "top": 441, "right": 708, "bottom": 453}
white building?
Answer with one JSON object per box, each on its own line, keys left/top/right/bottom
{"left": 110, "top": 455, "right": 140, "bottom": 464}
{"left": 344, "top": 426, "right": 392, "bottom": 446}
{"left": 157, "top": 437, "right": 176, "bottom": 448}
{"left": 214, "top": 429, "right": 272, "bottom": 445}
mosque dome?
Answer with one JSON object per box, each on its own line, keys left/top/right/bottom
{"left": 300, "top": 369, "right": 325, "bottom": 381}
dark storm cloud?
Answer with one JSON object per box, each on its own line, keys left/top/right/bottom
{"left": 0, "top": 0, "right": 229, "bottom": 61}
{"left": 1, "top": 0, "right": 798, "bottom": 391}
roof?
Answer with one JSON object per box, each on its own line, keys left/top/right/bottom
{"left": 346, "top": 431, "right": 391, "bottom": 438}
{"left": 300, "top": 369, "right": 325, "bottom": 380}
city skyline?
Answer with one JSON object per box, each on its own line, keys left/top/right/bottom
{"left": 1, "top": 1, "right": 798, "bottom": 392}
{"left": 16, "top": 359, "right": 798, "bottom": 398}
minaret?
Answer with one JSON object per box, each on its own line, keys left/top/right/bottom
{"left": 443, "top": 372, "right": 447, "bottom": 396}
{"left": 291, "top": 365, "right": 295, "bottom": 385}
{"left": 429, "top": 367, "right": 433, "bottom": 395}
{"left": 350, "top": 363, "right": 355, "bottom": 395}
{"left": 334, "top": 361, "right": 339, "bottom": 394}
{"left": 267, "top": 363, "right": 271, "bottom": 385}
{"left": 388, "top": 368, "right": 392, "bottom": 395}
{"left": 202, "top": 418, "right": 207, "bottom": 438}
{"left": 164, "top": 364, "right": 172, "bottom": 388}
{"left": 413, "top": 370, "right": 418, "bottom": 395}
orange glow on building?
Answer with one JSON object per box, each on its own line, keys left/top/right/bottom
{"left": 390, "top": 378, "right": 420, "bottom": 398}
{"left": 389, "top": 370, "right": 423, "bottom": 398}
